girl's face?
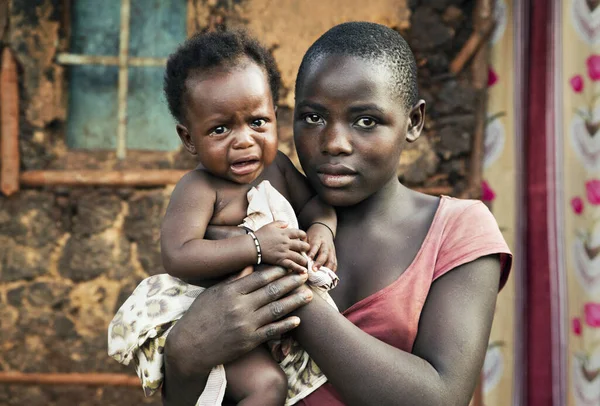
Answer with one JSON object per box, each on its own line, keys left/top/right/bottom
{"left": 293, "top": 55, "right": 424, "bottom": 207}
{"left": 177, "top": 60, "right": 278, "bottom": 184}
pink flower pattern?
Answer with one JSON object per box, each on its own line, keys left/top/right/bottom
{"left": 488, "top": 67, "right": 498, "bottom": 87}
{"left": 573, "top": 317, "right": 583, "bottom": 336}
{"left": 481, "top": 180, "right": 496, "bottom": 202}
{"left": 572, "top": 197, "right": 585, "bottom": 214}
{"left": 570, "top": 74, "right": 585, "bottom": 92}
{"left": 586, "top": 179, "right": 600, "bottom": 205}
{"left": 584, "top": 303, "right": 600, "bottom": 328}
{"left": 587, "top": 55, "right": 600, "bottom": 81}
{"left": 569, "top": 57, "right": 600, "bottom": 173}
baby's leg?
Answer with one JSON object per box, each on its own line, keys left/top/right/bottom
{"left": 224, "top": 346, "right": 288, "bottom": 406}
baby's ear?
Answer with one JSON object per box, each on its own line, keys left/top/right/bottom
{"left": 406, "top": 100, "right": 426, "bottom": 143}
{"left": 176, "top": 124, "right": 197, "bottom": 155}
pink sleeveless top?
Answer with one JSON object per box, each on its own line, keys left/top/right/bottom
{"left": 298, "top": 196, "right": 512, "bottom": 405}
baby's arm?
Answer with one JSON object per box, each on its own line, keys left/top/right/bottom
{"left": 275, "top": 152, "right": 338, "bottom": 271}
{"left": 275, "top": 152, "right": 337, "bottom": 232}
{"left": 162, "top": 170, "right": 310, "bottom": 281}
{"left": 161, "top": 170, "right": 260, "bottom": 281}
{"left": 204, "top": 225, "right": 246, "bottom": 240}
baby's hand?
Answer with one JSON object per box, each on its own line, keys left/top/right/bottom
{"left": 254, "top": 221, "right": 310, "bottom": 273}
{"left": 306, "top": 223, "right": 337, "bottom": 272}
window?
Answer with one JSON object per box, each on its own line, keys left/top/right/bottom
{"left": 60, "top": 0, "right": 186, "bottom": 158}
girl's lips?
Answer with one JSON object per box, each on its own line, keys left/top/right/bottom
{"left": 230, "top": 159, "right": 260, "bottom": 175}
{"left": 317, "top": 173, "right": 357, "bottom": 188}
{"left": 316, "top": 163, "right": 358, "bottom": 188}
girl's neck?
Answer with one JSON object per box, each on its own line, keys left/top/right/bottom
{"left": 336, "top": 177, "right": 412, "bottom": 226}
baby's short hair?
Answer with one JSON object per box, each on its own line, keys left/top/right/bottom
{"left": 164, "top": 30, "right": 281, "bottom": 123}
{"left": 296, "top": 22, "right": 419, "bottom": 112}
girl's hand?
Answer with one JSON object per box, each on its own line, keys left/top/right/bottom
{"left": 306, "top": 223, "right": 337, "bottom": 272}
{"left": 165, "top": 266, "right": 313, "bottom": 374}
{"left": 163, "top": 266, "right": 313, "bottom": 405}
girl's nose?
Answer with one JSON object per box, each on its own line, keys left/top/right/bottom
{"left": 321, "top": 122, "right": 352, "bottom": 156}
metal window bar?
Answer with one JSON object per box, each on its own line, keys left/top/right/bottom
{"left": 57, "top": 0, "right": 167, "bottom": 159}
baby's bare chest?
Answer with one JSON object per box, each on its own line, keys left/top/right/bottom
{"left": 210, "top": 188, "right": 252, "bottom": 226}
{"left": 209, "top": 168, "right": 290, "bottom": 226}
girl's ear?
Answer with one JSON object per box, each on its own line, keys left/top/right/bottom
{"left": 406, "top": 99, "right": 426, "bottom": 143}
{"left": 177, "top": 124, "right": 197, "bottom": 155}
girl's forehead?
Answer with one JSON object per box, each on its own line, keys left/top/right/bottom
{"left": 297, "top": 55, "right": 393, "bottom": 103}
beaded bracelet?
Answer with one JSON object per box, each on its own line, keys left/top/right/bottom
{"left": 310, "top": 221, "right": 335, "bottom": 239}
{"left": 247, "top": 230, "right": 262, "bottom": 265}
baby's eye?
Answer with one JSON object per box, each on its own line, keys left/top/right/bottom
{"left": 354, "top": 117, "right": 377, "bottom": 129}
{"left": 210, "top": 126, "right": 229, "bottom": 136}
{"left": 303, "top": 114, "right": 324, "bottom": 125}
{"left": 250, "top": 118, "right": 267, "bottom": 128}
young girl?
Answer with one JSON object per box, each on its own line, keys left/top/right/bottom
{"left": 160, "top": 22, "right": 513, "bottom": 406}
{"left": 160, "top": 31, "right": 337, "bottom": 405}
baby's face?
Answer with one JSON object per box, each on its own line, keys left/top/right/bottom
{"left": 178, "top": 60, "right": 278, "bottom": 184}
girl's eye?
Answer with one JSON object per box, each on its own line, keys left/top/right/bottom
{"left": 210, "top": 126, "right": 229, "bottom": 136}
{"left": 354, "top": 117, "right": 377, "bottom": 129}
{"left": 250, "top": 118, "right": 267, "bottom": 128}
{"left": 303, "top": 114, "right": 324, "bottom": 125}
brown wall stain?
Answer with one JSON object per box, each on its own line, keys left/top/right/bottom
{"left": 235, "top": 0, "right": 410, "bottom": 107}
{"left": 9, "top": 0, "right": 66, "bottom": 128}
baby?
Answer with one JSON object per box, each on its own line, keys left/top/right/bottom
{"left": 160, "top": 31, "right": 337, "bottom": 405}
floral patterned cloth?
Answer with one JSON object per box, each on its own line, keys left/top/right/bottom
{"left": 108, "top": 181, "right": 338, "bottom": 405}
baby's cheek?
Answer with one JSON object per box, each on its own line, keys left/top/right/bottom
{"left": 261, "top": 132, "right": 279, "bottom": 164}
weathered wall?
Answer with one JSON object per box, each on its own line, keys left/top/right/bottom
{"left": 0, "top": 189, "right": 167, "bottom": 405}
{"left": 0, "top": 0, "right": 476, "bottom": 404}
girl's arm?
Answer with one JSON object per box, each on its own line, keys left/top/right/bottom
{"left": 293, "top": 255, "right": 501, "bottom": 406}
{"left": 161, "top": 170, "right": 259, "bottom": 280}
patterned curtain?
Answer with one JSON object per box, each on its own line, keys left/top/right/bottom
{"left": 493, "top": 0, "right": 600, "bottom": 405}
{"left": 546, "top": 0, "right": 600, "bottom": 405}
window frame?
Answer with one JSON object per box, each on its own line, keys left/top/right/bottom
{"left": 14, "top": 0, "right": 199, "bottom": 189}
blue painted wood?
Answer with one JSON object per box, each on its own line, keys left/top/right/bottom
{"left": 67, "top": 0, "right": 186, "bottom": 152}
